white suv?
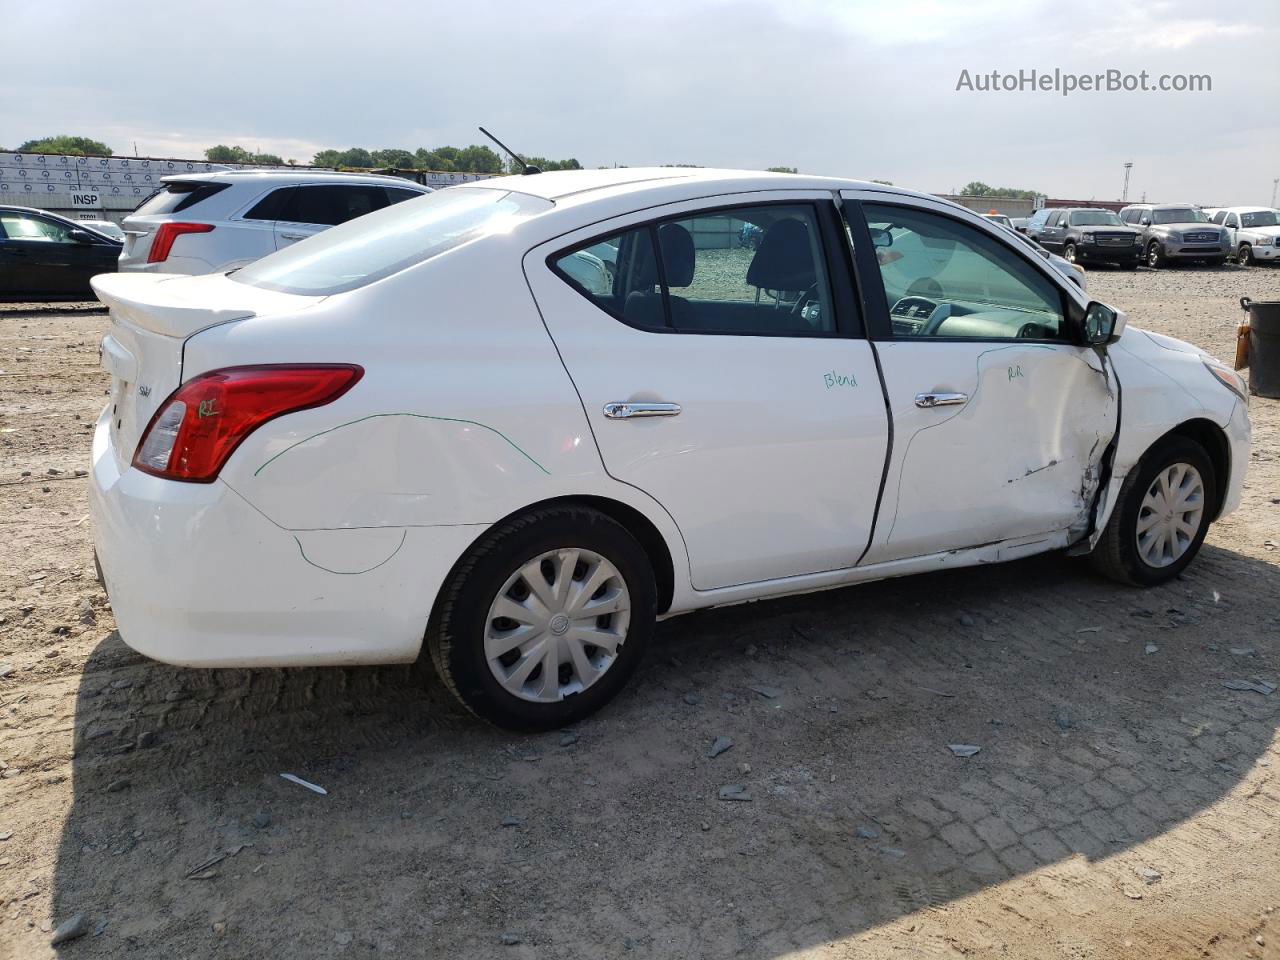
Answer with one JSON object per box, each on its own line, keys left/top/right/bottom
{"left": 118, "top": 171, "right": 431, "bottom": 275}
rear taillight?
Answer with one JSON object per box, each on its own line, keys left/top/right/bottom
{"left": 133, "top": 365, "right": 363, "bottom": 482}
{"left": 147, "top": 222, "right": 214, "bottom": 263}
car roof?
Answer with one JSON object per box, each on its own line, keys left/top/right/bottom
{"left": 1217, "top": 206, "right": 1276, "bottom": 213}
{"left": 465, "top": 166, "right": 940, "bottom": 209}
{"left": 159, "top": 170, "right": 431, "bottom": 188}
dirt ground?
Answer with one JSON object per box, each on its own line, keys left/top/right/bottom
{"left": 1, "top": 264, "right": 1278, "bottom": 960}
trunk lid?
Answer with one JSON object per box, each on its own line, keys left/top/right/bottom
{"left": 91, "top": 272, "right": 322, "bottom": 471}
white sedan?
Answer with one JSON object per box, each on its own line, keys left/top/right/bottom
{"left": 89, "top": 169, "right": 1251, "bottom": 729}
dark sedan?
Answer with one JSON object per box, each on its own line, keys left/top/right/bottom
{"left": 0, "top": 205, "right": 122, "bottom": 300}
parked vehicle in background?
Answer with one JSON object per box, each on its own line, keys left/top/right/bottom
{"left": 119, "top": 171, "right": 431, "bottom": 275}
{"left": 89, "top": 169, "right": 1249, "bottom": 730}
{"left": 1119, "top": 203, "right": 1230, "bottom": 268}
{"left": 76, "top": 219, "right": 126, "bottom": 242}
{"left": 1205, "top": 207, "right": 1280, "bottom": 266}
{"left": 982, "top": 213, "right": 1013, "bottom": 229}
{"left": 1010, "top": 217, "right": 1029, "bottom": 233}
{"left": 1024, "top": 207, "right": 1054, "bottom": 239}
{"left": 1005, "top": 226, "right": 1088, "bottom": 289}
{"left": 1032, "top": 208, "right": 1142, "bottom": 269}
{"left": 0, "top": 205, "right": 121, "bottom": 300}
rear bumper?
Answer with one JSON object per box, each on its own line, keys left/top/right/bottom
{"left": 89, "top": 408, "right": 482, "bottom": 668}
{"left": 117, "top": 254, "right": 214, "bottom": 276}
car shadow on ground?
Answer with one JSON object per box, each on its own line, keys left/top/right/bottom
{"left": 49, "top": 543, "right": 1278, "bottom": 957}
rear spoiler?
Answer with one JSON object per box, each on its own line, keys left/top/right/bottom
{"left": 91, "top": 274, "right": 257, "bottom": 339}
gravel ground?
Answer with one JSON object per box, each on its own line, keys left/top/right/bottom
{"left": 0, "top": 263, "right": 1278, "bottom": 959}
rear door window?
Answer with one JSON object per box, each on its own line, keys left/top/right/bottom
{"left": 242, "top": 187, "right": 296, "bottom": 221}
{"left": 552, "top": 203, "right": 837, "bottom": 336}
{"left": 385, "top": 187, "right": 424, "bottom": 205}
{"left": 280, "top": 185, "right": 391, "bottom": 226}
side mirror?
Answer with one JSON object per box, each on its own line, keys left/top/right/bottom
{"left": 868, "top": 227, "right": 893, "bottom": 248}
{"left": 1081, "top": 301, "right": 1124, "bottom": 345}
{"left": 67, "top": 229, "right": 92, "bottom": 244}
{"left": 1140, "top": 216, "right": 1151, "bottom": 226}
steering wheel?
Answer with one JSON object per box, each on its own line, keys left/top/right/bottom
{"left": 789, "top": 282, "right": 819, "bottom": 318}
{"left": 919, "top": 302, "right": 952, "bottom": 337}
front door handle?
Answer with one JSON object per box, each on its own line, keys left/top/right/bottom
{"left": 603, "top": 402, "right": 682, "bottom": 419}
{"left": 915, "top": 392, "right": 968, "bottom": 408}
{"left": 279, "top": 233, "right": 307, "bottom": 241}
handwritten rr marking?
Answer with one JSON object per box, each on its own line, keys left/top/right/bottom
{"left": 1007, "top": 365, "right": 1025, "bottom": 381}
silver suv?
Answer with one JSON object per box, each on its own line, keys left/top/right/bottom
{"left": 1118, "top": 203, "right": 1230, "bottom": 268}
{"left": 119, "top": 171, "right": 431, "bottom": 275}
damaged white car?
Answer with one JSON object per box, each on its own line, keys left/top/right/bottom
{"left": 89, "top": 170, "right": 1250, "bottom": 729}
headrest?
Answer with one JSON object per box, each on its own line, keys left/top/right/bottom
{"left": 746, "top": 219, "right": 816, "bottom": 291}
{"left": 657, "top": 223, "right": 695, "bottom": 287}
{"left": 631, "top": 223, "right": 696, "bottom": 291}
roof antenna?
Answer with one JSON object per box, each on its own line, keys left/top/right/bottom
{"left": 479, "top": 126, "right": 541, "bottom": 175}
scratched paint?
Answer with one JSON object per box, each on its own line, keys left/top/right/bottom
{"left": 292, "top": 529, "right": 408, "bottom": 575}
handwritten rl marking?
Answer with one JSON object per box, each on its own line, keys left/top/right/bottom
{"left": 1007, "top": 365, "right": 1025, "bottom": 381}
{"left": 824, "top": 371, "right": 858, "bottom": 389}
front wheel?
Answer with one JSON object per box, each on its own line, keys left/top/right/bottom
{"left": 1238, "top": 243, "right": 1254, "bottom": 266}
{"left": 1146, "top": 241, "right": 1164, "bottom": 269}
{"left": 1063, "top": 242, "right": 1078, "bottom": 264}
{"left": 1089, "top": 436, "right": 1216, "bottom": 586}
{"left": 426, "top": 506, "right": 656, "bottom": 730}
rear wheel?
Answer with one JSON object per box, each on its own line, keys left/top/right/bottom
{"left": 426, "top": 506, "right": 656, "bottom": 730}
{"left": 1089, "top": 436, "right": 1216, "bottom": 586}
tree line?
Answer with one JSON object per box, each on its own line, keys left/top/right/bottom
{"left": 7, "top": 135, "right": 805, "bottom": 179}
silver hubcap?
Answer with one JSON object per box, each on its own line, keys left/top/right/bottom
{"left": 1065, "top": 245, "right": 1076, "bottom": 262}
{"left": 1136, "top": 462, "right": 1205, "bottom": 568}
{"left": 484, "top": 548, "right": 631, "bottom": 703}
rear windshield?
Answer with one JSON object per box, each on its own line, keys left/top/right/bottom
{"left": 132, "top": 181, "right": 230, "bottom": 216}
{"left": 232, "top": 187, "right": 551, "bottom": 296}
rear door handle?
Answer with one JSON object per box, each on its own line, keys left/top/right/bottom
{"left": 915, "top": 392, "right": 968, "bottom": 408}
{"left": 603, "top": 402, "right": 682, "bottom": 419}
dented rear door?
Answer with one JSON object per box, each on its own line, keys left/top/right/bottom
{"left": 842, "top": 191, "right": 1117, "bottom": 565}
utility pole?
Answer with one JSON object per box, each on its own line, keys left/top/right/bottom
{"left": 1122, "top": 162, "right": 1133, "bottom": 202}
{"left": 1272, "top": 177, "right": 1278, "bottom": 208}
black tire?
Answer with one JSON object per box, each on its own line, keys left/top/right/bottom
{"left": 1146, "top": 241, "right": 1163, "bottom": 269}
{"left": 1088, "top": 436, "right": 1217, "bottom": 587}
{"left": 1238, "top": 243, "right": 1254, "bottom": 266}
{"left": 1063, "top": 242, "right": 1078, "bottom": 264}
{"left": 426, "top": 505, "right": 656, "bottom": 730}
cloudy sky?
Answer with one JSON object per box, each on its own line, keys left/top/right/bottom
{"left": 8, "top": 0, "right": 1278, "bottom": 204}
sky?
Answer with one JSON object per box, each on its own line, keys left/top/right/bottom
{"left": 6, "top": 0, "right": 1279, "bottom": 205}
